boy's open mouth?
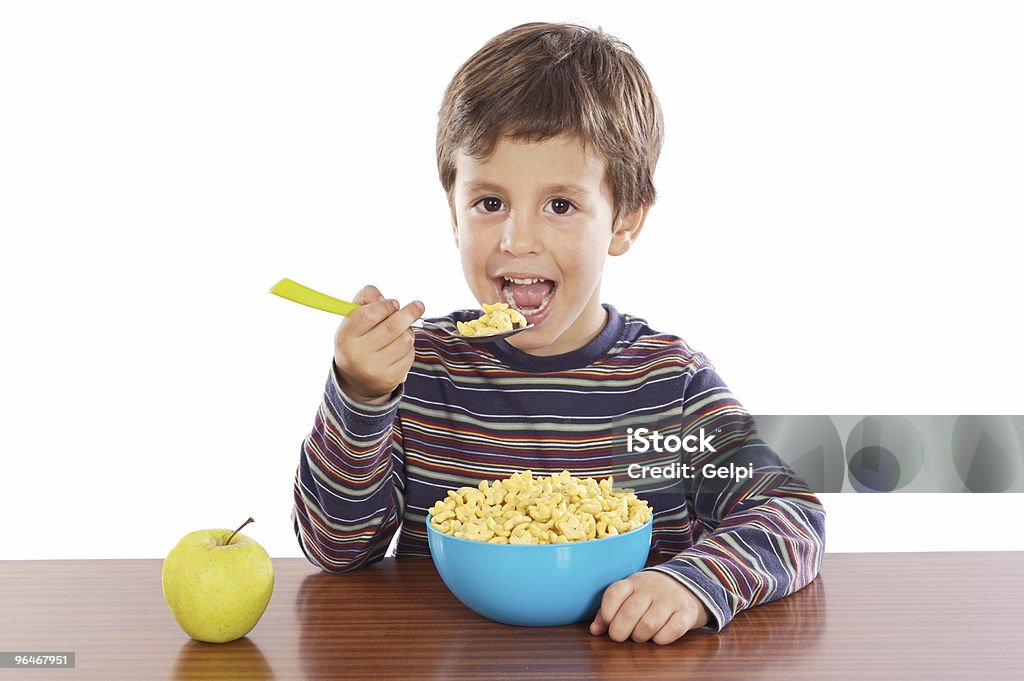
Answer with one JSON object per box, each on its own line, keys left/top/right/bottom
{"left": 496, "top": 275, "right": 557, "bottom": 324}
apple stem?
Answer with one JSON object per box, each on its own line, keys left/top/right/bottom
{"left": 226, "top": 517, "right": 255, "bottom": 546}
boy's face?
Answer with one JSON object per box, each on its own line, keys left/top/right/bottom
{"left": 450, "top": 134, "right": 647, "bottom": 356}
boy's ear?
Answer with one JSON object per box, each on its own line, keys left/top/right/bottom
{"left": 608, "top": 204, "right": 650, "bottom": 256}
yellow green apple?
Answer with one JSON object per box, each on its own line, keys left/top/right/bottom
{"left": 162, "top": 517, "right": 274, "bottom": 643}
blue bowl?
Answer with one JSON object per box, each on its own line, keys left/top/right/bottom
{"left": 426, "top": 516, "right": 653, "bottom": 627}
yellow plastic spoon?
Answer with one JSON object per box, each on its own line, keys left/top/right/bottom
{"left": 269, "top": 278, "right": 533, "bottom": 343}
{"left": 269, "top": 278, "right": 358, "bottom": 316}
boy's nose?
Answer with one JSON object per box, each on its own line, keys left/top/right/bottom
{"left": 500, "top": 214, "right": 543, "bottom": 257}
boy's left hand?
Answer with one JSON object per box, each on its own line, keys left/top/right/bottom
{"left": 589, "top": 571, "right": 709, "bottom": 644}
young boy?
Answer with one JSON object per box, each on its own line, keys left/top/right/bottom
{"left": 292, "top": 22, "right": 825, "bottom": 645}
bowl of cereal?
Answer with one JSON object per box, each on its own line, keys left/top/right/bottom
{"left": 426, "top": 470, "right": 653, "bottom": 627}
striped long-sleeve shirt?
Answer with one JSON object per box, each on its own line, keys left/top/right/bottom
{"left": 292, "top": 305, "right": 825, "bottom": 631}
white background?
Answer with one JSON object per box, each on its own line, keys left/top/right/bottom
{"left": 1, "top": 1, "right": 1022, "bottom": 560}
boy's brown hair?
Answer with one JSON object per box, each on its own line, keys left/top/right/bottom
{"left": 437, "top": 22, "right": 664, "bottom": 219}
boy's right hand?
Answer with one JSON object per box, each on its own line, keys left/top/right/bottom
{"left": 333, "top": 284, "right": 424, "bottom": 405}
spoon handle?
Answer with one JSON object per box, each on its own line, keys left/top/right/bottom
{"left": 269, "top": 278, "right": 359, "bottom": 316}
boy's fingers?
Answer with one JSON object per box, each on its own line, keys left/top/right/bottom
{"left": 651, "top": 611, "right": 694, "bottom": 646}
{"left": 589, "top": 610, "right": 608, "bottom": 635}
{"left": 365, "top": 300, "right": 425, "bottom": 347}
{"left": 592, "top": 580, "right": 633, "bottom": 637}
{"left": 351, "top": 284, "right": 386, "bottom": 306}
{"left": 344, "top": 298, "right": 399, "bottom": 337}
{"left": 379, "top": 328, "right": 417, "bottom": 366}
{"left": 607, "top": 593, "right": 652, "bottom": 643}
{"left": 628, "top": 605, "right": 672, "bottom": 644}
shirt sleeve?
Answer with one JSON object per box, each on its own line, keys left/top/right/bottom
{"left": 643, "top": 365, "right": 826, "bottom": 631}
{"left": 291, "top": 364, "right": 407, "bottom": 572}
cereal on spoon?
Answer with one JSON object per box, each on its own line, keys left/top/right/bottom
{"left": 456, "top": 303, "right": 528, "bottom": 337}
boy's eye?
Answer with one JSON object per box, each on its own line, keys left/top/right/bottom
{"left": 546, "top": 198, "right": 576, "bottom": 215}
{"left": 476, "top": 197, "right": 504, "bottom": 212}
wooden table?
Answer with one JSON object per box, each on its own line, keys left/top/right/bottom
{"left": 1, "top": 552, "right": 1022, "bottom": 680}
